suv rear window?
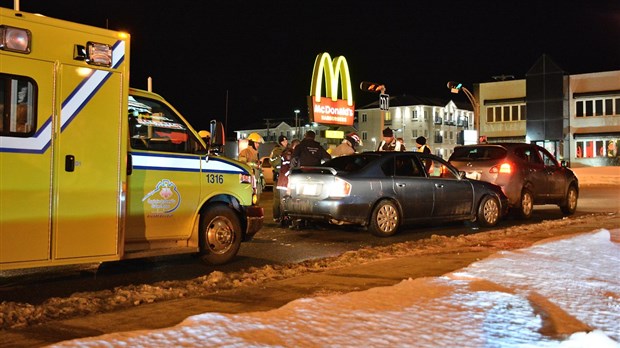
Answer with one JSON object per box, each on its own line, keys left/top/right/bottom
{"left": 450, "top": 146, "right": 507, "bottom": 161}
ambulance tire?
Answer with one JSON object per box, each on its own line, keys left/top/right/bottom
{"left": 199, "top": 205, "right": 242, "bottom": 265}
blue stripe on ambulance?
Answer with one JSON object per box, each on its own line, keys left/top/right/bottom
{"left": 131, "top": 152, "right": 250, "bottom": 175}
{"left": 0, "top": 40, "right": 126, "bottom": 154}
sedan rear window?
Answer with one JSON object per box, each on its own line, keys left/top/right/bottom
{"left": 450, "top": 146, "right": 507, "bottom": 161}
{"left": 323, "top": 154, "right": 377, "bottom": 172}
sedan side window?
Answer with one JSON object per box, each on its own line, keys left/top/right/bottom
{"left": 418, "top": 155, "right": 459, "bottom": 179}
{"left": 394, "top": 157, "right": 422, "bottom": 177}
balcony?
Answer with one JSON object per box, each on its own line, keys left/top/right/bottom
{"left": 434, "top": 116, "right": 443, "bottom": 125}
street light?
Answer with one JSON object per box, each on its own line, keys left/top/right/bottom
{"left": 447, "top": 81, "right": 479, "bottom": 133}
{"left": 294, "top": 109, "right": 300, "bottom": 139}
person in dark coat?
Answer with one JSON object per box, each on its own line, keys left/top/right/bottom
{"left": 377, "top": 127, "right": 405, "bottom": 151}
{"left": 293, "top": 130, "right": 331, "bottom": 166}
{"left": 415, "top": 136, "right": 431, "bottom": 154}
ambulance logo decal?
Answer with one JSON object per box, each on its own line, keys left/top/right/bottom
{"left": 142, "top": 179, "right": 181, "bottom": 215}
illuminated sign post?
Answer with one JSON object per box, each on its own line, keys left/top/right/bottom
{"left": 308, "top": 52, "right": 355, "bottom": 126}
{"left": 360, "top": 80, "right": 388, "bottom": 136}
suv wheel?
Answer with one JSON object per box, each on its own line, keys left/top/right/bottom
{"left": 560, "top": 185, "right": 578, "bottom": 215}
{"left": 517, "top": 190, "right": 533, "bottom": 219}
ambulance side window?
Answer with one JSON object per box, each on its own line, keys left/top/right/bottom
{"left": 0, "top": 74, "right": 37, "bottom": 137}
{"left": 128, "top": 95, "right": 200, "bottom": 153}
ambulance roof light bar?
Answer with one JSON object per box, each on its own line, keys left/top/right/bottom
{"left": 0, "top": 25, "right": 31, "bottom": 54}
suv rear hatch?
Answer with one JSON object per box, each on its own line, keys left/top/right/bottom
{"left": 449, "top": 146, "right": 508, "bottom": 183}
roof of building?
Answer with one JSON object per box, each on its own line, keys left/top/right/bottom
{"left": 357, "top": 94, "right": 472, "bottom": 111}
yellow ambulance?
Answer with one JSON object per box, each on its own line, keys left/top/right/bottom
{"left": 0, "top": 6, "right": 263, "bottom": 271}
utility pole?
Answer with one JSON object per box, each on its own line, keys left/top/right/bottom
{"left": 294, "top": 109, "right": 300, "bottom": 140}
{"left": 264, "top": 118, "right": 274, "bottom": 142}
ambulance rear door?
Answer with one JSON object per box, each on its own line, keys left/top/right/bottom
{"left": 52, "top": 41, "right": 127, "bottom": 260}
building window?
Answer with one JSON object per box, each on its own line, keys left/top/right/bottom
{"left": 485, "top": 103, "right": 526, "bottom": 123}
{"left": 361, "top": 113, "right": 367, "bottom": 122}
{"left": 384, "top": 111, "right": 391, "bottom": 123}
{"left": 511, "top": 105, "right": 519, "bottom": 121}
{"left": 585, "top": 100, "right": 593, "bottom": 116}
{"left": 412, "top": 110, "right": 418, "bottom": 120}
{"left": 503, "top": 106, "right": 510, "bottom": 121}
{"left": 576, "top": 101, "right": 584, "bottom": 117}
{"left": 595, "top": 99, "right": 603, "bottom": 116}
{"left": 605, "top": 99, "right": 614, "bottom": 115}
{"left": 362, "top": 131, "right": 367, "bottom": 140}
{"left": 576, "top": 97, "right": 620, "bottom": 117}
{"left": 411, "top": 129, "right": 418, "bottom": 138}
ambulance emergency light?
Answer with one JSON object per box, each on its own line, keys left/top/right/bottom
{"left": 74, "top": 41, "right": 112, "bottom": 67}
{"left": 0, "top": 25, "right": 31, "bottom": 53}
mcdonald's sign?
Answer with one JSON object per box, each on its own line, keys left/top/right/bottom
{"left": 308, "top": 52, "right": 355, "bottom": 126}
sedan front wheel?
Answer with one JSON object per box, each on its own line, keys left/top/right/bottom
{"left": 369, "top": 200, "right": 400, "bottom": 237}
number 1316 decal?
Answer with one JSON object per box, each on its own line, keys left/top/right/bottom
{"left": 206, "top": 173, "right": 224, "bottom": 184}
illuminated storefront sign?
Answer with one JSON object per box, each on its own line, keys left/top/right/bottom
{"left": 325, "top": 130, "right": 344, "bottom": 139}
{"left": 308, "top": 52, "right": 355, "bottom": 126}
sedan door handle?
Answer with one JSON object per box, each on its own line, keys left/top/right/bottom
{"left": 396, "top": 182, "right": 406, "bottom": 187}
{"left": 435, "top": 183, "right": 444, "bottom": 188}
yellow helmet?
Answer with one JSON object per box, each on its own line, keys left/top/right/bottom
{"left": 198, "top": 130, "right": 211, "bottom": 139}
{"left": 247, "top": 132, "right": 264, "bottom": 143}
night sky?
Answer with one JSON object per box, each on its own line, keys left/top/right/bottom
{"left": 2, "top": 0, "right": 619, "bottom": 135}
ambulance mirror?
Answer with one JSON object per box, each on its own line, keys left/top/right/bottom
{"left": 210, "top": 120, "right": 225, "bottom": 153}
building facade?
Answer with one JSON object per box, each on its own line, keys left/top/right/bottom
{"left": 357, "top": 95, "right": 474, "bottom": 158}
{"left": 478, "top": 55, "right": 620, "bottom": 166}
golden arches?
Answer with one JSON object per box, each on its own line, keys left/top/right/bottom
{"left": 310, "top": 52, "right": 353, "bottom": 106}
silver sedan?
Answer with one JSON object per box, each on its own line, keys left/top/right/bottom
{"left": 282, "top": 152, "right": 509, "bottom": 237}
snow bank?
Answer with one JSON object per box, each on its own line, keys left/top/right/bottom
{"left": 51, "top": 229, "right": 620, "bottom": 348}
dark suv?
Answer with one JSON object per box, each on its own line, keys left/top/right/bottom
{"left": 448, "top": 143, "right": 578, "bottom": 219}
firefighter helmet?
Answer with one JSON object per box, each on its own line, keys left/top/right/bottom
{"left": 247, "top": 132, "right": 264, "bottom": 143}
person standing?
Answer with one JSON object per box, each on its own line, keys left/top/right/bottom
{"left": 377, "top": 127, "right": 405, "bottom": 151}
{"left": 293, "top": 130, "right": 331, "bottom": 166}
{"left": 238, "top": 134, "right": 262, "bottom": 165}
{"left": 415, "top": 136, "right": 432, "bottom": 173}
{"left": 238, "top": 133, "right": 263, "bottom": 193}
{"left": 269, "top": 135, "right": 288, "bottom": 184}
{"left": 415, "top": 136, "right": 431, "bottom": 154}
{"left": 274, "top": 139, "right": 300, "bottom": 225}
{"left": 331, "top": 132, "right": 362, "bottom": 157}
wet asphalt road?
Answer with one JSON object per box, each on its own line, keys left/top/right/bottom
{"left": 0, "top": 185, "right": 618, "bottom": 305}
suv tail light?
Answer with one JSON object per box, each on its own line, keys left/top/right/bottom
{"left": 490, "top": 162, "right": 512, "bottom": 174}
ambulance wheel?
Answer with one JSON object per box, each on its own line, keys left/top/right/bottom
{"left": 199, "top": 205, "right": 242, "bottom": 265}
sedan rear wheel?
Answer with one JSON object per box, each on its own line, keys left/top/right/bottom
{"left": 560, "top": 185, "right": 578, "bottom": 215}
{"left": 369, "top": 200, "right": 400, "bottom": 237}
{"left": 477, "top": 195, "right": 500, "bottom": 227}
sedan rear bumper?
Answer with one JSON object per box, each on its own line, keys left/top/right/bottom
{"left": 282, "top": 196, "right": 369, "bottom": 225}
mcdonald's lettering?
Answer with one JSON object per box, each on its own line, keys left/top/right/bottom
{"left": 308, "top": 52, "right": 355, "bottom": 126}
